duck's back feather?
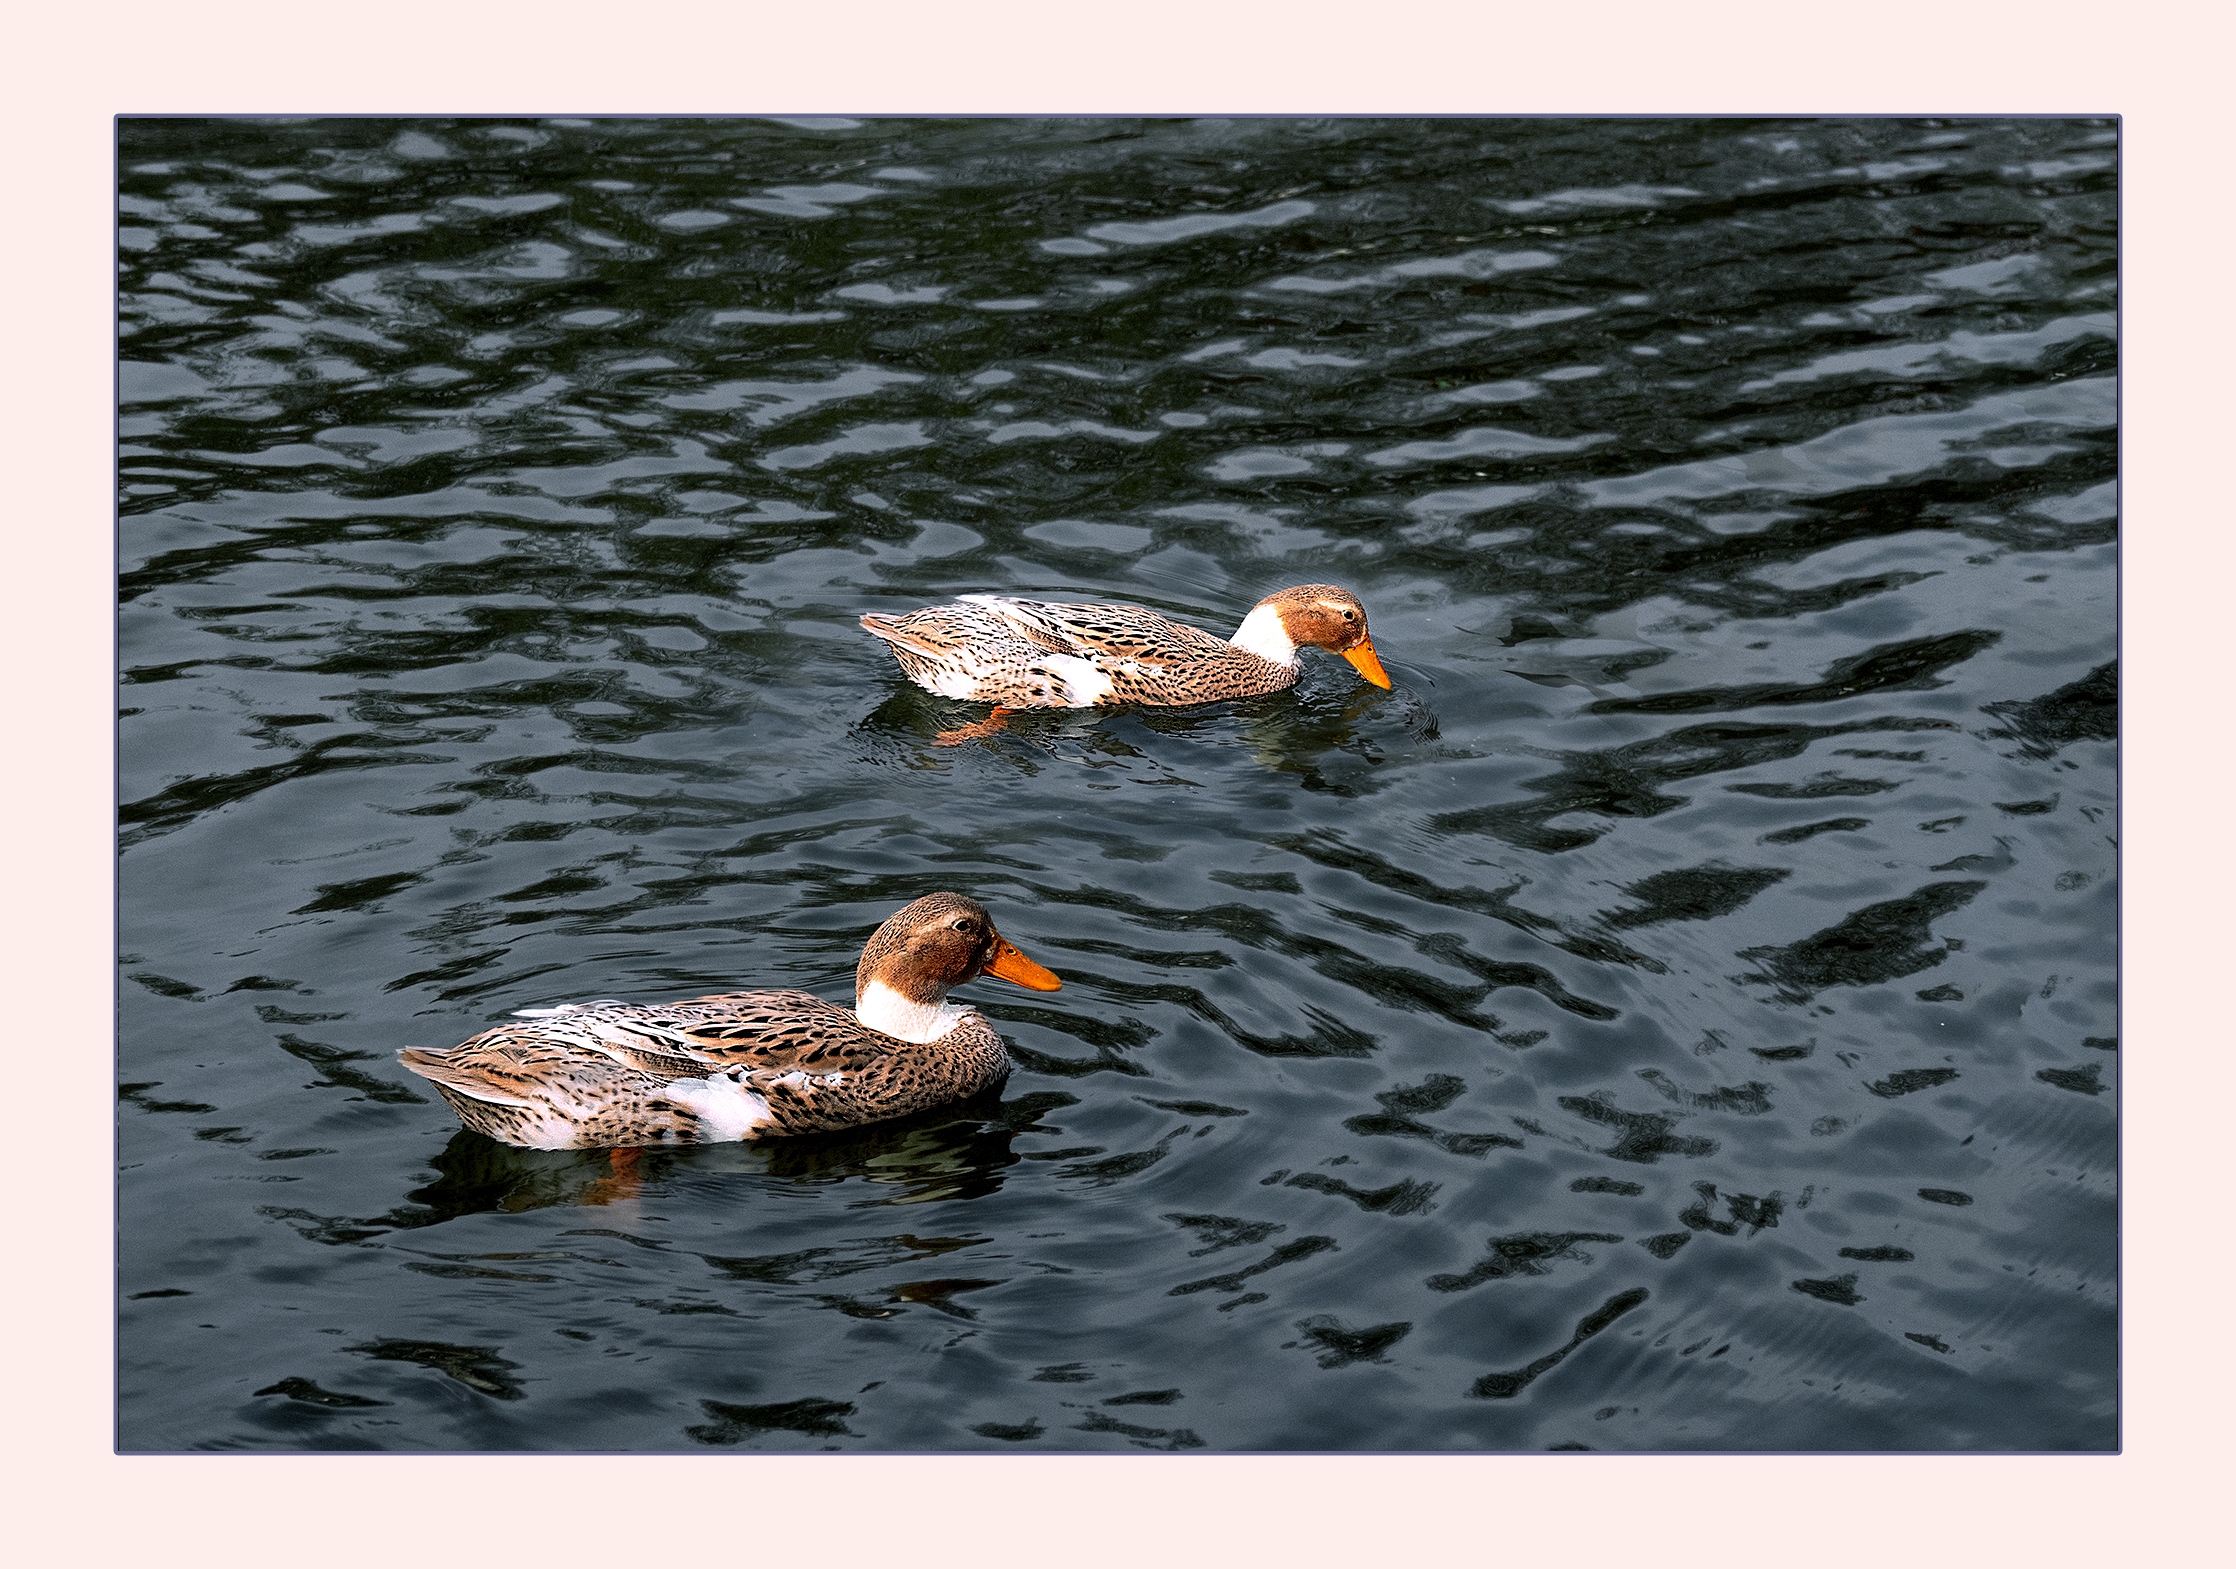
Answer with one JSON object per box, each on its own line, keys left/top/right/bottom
{"left": 958, "top": 594, "right": 1236, "bottom": 665}
{"left": 861, "top": 595, "right": 1291, "bottom": 707}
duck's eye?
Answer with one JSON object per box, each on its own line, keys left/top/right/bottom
{"left": 1341, "top": 609, "right": 1356, "bottom": 621}
{"left": 953, "top": 918, "right": 976, "bottom": 933}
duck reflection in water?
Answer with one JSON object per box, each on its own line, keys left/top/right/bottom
{"left": 404, "top": 1083, "right": 1068, "bottom": 1221}
{"left": 862, "top": 666, "right": 1430, "bottom": 787}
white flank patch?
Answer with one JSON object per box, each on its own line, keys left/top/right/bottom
{"left": 1228, "top": 602, "right": 1299, "bottom": 665}
{"left": 857, "top": 979, "right": 973, "bottom": 1042}
{"left": 662, "top": 1072, "right": 774, "bottom": 1141}
{"left": 1043, "top": 653, "right": 1115, "bottom": 705}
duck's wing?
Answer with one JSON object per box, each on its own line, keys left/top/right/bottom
{"left": 399, "top": 991, "right": 892, "bottom": 1105}
{"left": 859, "top": 602, "right": 1044, "bottom": 663}
{"left": 860, "top": 596, "right": 1242, "bottom": 707}
{"left": 399, "top": 1008, "right": 718, "bottom": 1105}
{"left": 956, "top": 595, "right": 1232, "bottom": 666}
{"left": 653, "top": 989, "right": 899, "bottom": 1074}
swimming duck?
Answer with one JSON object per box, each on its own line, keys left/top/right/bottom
{"left": 859, "top": 584, "right": 1392, "bottom": 711}
{"left": 397, "top": 893, "right": 1061, "bottom": 1150}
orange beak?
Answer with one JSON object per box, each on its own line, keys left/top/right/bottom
{"left": 1342, "top": 640, "right": 1392, "bottom": 689}
{"left": 981, "top": 933, "right": 1063, "bottom": 991}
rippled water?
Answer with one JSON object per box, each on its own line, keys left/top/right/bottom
{"left": 118, "top": 117, "right": 2117, "bottom": 1452}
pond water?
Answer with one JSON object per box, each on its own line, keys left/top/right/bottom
{"left": 118, "top": 117, "right": 2117, "bottom": 1452}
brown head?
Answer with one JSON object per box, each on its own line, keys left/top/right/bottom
{"left": 1254, "top": 585, "right": 1391, "bottom": 688}
{"left": 854, "top": 892, "right": 1062, "bottom": 1007}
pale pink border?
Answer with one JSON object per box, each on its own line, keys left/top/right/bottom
{"left": 26, "top": 1, "right": 2227, "bottom": 1558}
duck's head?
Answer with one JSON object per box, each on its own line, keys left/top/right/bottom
{"left": 854, "top": 893, "right": 1061, "bottom": 1038}
{"left": 1233, "top": 585, "right": 1392, "bottom": 688}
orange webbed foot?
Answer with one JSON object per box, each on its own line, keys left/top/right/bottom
{"left": 933, "top": 706, "right": 1016, "bottom": 747}
{"left": 580, "top": 1144, "right": 644, "bottom": 1205}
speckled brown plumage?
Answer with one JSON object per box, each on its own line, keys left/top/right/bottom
{"left": 397, "top": 894, "right": 1060, "bottom": 1150}
{"left": 859, "top": 584, "right": 1390, "bottom": 708}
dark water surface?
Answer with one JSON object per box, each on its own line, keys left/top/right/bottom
{"left": 118, "top": 118, "right": 2117, "bottom": 1452}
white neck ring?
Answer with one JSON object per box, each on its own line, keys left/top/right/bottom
{"left": 855, "top": 978, "right": 971, "bottom": 1043}
{"left": 1228, "top": 603, "right": 1299, "bottom": 666}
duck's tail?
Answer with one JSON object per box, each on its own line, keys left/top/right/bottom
{"left": 857, "top": 611, "right": 943, "bottom": 655}
{"left": 397, "top": 1047, "right": 537, "bottom": 1107}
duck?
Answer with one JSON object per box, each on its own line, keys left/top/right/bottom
{"left": 397, "top": 893, "right": 1062, "bottom": 1151}
{"left": 859, "top": 584, "right": 1392, "bottom": 714}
